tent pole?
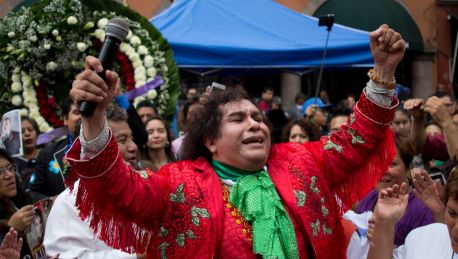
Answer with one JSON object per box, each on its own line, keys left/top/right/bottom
{"left": 314, "top": 29, "right": 331, "bottom": 102}
{"left": 451, "top": 29, "right": 458, "bottom": 84}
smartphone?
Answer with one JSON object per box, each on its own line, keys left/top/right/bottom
{"left": 210, "top": 82, "right": 226, "bottom": 93}
{"left": 429, "top": 171, "right": 446, "bottom": 185}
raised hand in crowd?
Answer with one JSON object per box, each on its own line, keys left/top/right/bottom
{"left": 404, "top": 98, "right": 426, "bottom": 152}
{"left": 411, "top": 168, "right": 445, "bottom": 223}
{"left": 370, "top": 24, "right": 405, "bottom": 86}
{"left": 424, "top": 96, "right": 458, "bottom": 160}
{"left": 7, "top": 204, "right": 35, "bottom": 232}
{"left": 0, "top": 227, "right": 22, "bottom": 259}
{"left": 424, "top": 96, "right": 453, "bottom": 127}
{"left": 367, "top": 183, "right": 409, "bottom": 259}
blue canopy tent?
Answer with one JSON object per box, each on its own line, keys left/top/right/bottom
{"left": 151, "top": 0, "right": 373, "bottom": 68}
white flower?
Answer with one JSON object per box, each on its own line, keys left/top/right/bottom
{"left": 83, "top": 22, "right": 95, "bottom": 30}
{"left": 147, "top": 67, "right": 157, "bottom": 78}
{"left": 23, "top": 81, "right": 32, "bottom": 88}
{"left": 67, "top": 16, "right": 78, "bottom": 25}
{"left": 147, "top": 90, "right": 157, "bottom": 99}
{"left": 135, "top": 80, "right": 146, "bottom": 87}
{"left": 120, "top": 43, "right": 128, "bottom": 52}
{"left": 35, "top": 117, "right": 45, "bottom": 125}
{"left": 131, "top": 54, "right": 141, "bottom": 64}
{"left": 12, "top": 74, "right": 20, "bottom": 82}
{"left": 8, "top": 32, "right": 15, "bottom": 38}
{"left": 23, "top": 90, "right": 34, "bottom": 100}
{"left": 19, "top": 109, "right": 28, "bottom": 116}
{"left": 135, "top": 67, "right": 145, "bottom": 75}
{"left": 144, "top": 55, "right": 154, "bottom": 67}
{"left": 132, "top": 60, "right": 142, "bottom": 69}
{"left": 11, "top": 95, "right": 22, "bottom": 106}
{"left": 21, "top": 76, "right": 31, "bottom": 87}
{"left": 30, "top": 35, "right": 38, "bottom": 42}
{"left": 43, "top": 43, "right": 51, "bottom": 50}
{"left": 134, "top": 73, "right": 146, "bottom": 82}
{"left": 29, "top": 110, "right": 40, "bottom": 119}
{"left": 55, "top": 36, "right": 62, "bottom": 41}
{"left": 13, "top": 68, "right": 20, "bottom": 73}
{"left": 6, "top": 45, "right": 14, "bottom": 52}
{"left": 126, "top": 30, "right": 133, "bottom": 40}
{"left": 52, "top": 29, "right": 59, "bottom": 36}
{"left": 161, "top": 65, "right": 168, "bottom": 72}
{"left": 97, "top": 18, "right": 109, "bottom": 29}
{"left": 76, "top": 42, "right": 87, "bottom": 52}
{"left": 137, "top": 45, "right": 148, "bottom": 55}
{"left": 125, "top": 49, "right": 135, "bottom": 57}
{"left": 11, "top": 82, "right": 22, "bottom": 92}
{"left": 46, "top": 61, "right": 58, "bottom": 71}
{"left": 94, "top": 29, "right": 105, "bottom": 40}
{"left": 129, "top": 36, "right": 141, "bottom": 46}
{"left": 24, "top": 99, "right": 36, "bottom": 108}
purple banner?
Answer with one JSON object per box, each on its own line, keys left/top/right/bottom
{"left": 124, "top": 76, "right": 164, "bottom": 101}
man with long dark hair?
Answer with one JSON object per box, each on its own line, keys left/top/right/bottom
{"left": 67, "top": 25, "right": 404, "bottom": 258}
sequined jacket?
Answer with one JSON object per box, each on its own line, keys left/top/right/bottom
{"left": 66, "top": 91, "right": 398, "bottom": 259}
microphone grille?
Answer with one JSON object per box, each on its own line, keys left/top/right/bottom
{"left": 105, "top": 17, "right": 129, "bottom": 42}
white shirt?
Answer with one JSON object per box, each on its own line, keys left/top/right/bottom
{"left": 44, "top": 182, "right": 137, "bottom": 259}
{"left": 394, "top": 223, "right": 454, "bottom": 259}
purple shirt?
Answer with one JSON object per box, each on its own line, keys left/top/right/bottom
{"left": 357, "top": 189, "right": 434, "bottom": 246}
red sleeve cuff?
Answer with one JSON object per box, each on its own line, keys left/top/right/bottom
{"left": 355, "top": 90, "right": 399, "bottom": 125}
{"left": 66, "top": 134, "right": 121, "bottom": 179}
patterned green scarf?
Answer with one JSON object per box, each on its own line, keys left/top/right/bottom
{"left": 211, "top": 160, "right": 299, "bottom": 259}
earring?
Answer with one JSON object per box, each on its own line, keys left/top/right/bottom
{"left": 165, "top": 141, "right": 170, "bottom": 147}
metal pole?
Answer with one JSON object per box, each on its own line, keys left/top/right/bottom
{"left": 314, "top": 29, "right": 331, "bottom": 105}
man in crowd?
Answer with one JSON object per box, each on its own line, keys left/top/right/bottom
{"left": 44, "top": 104, "right": 142, "bottom": 259}
{"left": 67, "top": 24, "right": 404, "bottom": 258}
{"left": 135, "top": 100, "right": 157, "bottom": 124}
{"left": 30, "top": 97, "right": 80, "bottom": 201}
{"left": 257, "top": 86, "right": 274, "bottom": 114}
{"left": 329, "top": 110, "right": 351, "bottom": 134}
{"left": 287, "top": 92, "right": 306, "bottom": 120}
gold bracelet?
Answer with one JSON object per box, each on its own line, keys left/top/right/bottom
{"left": 367, "top": 69, "right": 396, "bottom": 89}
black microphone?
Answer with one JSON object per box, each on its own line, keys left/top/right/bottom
{"left": 79, "top": 17, "right": 129, "bottom": 117}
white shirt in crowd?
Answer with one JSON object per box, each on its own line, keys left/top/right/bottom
{"left": 44, "top": 181, "right": 137, "bottom": 259}
{"left": 393, "top": 223, "right": 455, "bottom": 259}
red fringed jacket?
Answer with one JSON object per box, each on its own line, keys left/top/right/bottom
{"left": 66, "top": 91, "right": 398, "bottom": 259}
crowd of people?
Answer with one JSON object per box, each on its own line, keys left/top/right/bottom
{"left": 0, "top": 25, "right": 457, "bottom": 259}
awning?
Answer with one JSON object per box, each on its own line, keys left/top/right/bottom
{"left": 314, "top": 0, "right": 424, "bottom": 52}
{"left": 152, "top": 0, "right": 374, "bottom": 68}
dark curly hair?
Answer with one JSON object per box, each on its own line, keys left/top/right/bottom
{"left": 182, "top": 86, "right": 254, "bottom": 161}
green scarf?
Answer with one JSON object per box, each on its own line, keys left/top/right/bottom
{"left": 212, "top": 160, "right": 299, "bottom": 259}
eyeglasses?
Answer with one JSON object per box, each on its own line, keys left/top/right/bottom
{"left": 0, "top": 164, "right": 18, "bottom": 177}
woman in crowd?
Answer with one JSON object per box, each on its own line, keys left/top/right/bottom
{"left": 12, "top": 117, "right": 40, "bottom": 186}
{"left": 392, "top": 108, "right": 412, "bottom": 134}
{"left": 281, "top": 118, "right": 320, "bottom": 144}
{"left": 368, "top": 167, "right": 458, "bottom": 259}
{"left": 140, "top": 116, "right": 175, "bottom": 172}
{"left": 0, "top": 148, "right": 35, "bottom": 257}
{"left": 355, "top": 132, "right": 434, "bottom": 246}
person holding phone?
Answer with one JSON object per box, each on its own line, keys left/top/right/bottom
{"left": 67, "top": 24, "right": 404, "bottom": 258}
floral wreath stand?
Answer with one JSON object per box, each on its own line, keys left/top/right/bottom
{"left": 0, "top": 0, "right": 180, "bottom": 133}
